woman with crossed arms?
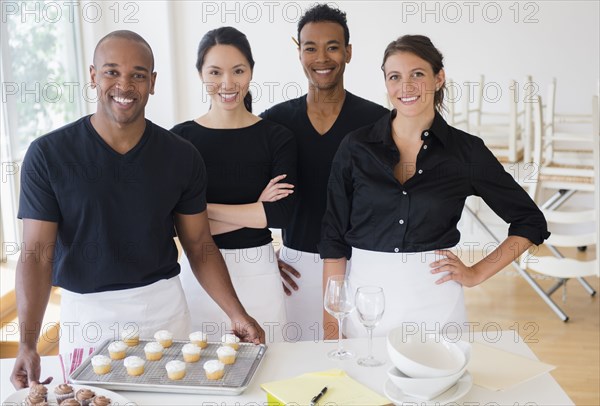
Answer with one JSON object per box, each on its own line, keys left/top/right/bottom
{"left": 172, "top": 27, "right": 297, "bottom": 343}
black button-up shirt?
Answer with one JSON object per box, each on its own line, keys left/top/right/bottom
{"left": 319, "top": 110, "right": 550, "bottom": 259}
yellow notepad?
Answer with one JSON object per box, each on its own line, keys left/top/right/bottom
{"left": 261, "top": 369, "right": 391, "bottom": 406}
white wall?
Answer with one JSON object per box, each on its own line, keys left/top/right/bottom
{"left": 75, "top": 0, "right": 599, "bottom": 129}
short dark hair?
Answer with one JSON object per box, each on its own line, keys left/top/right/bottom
{"left": 381, "top": 35, "right": 445, "bottom": 112}
{"left": 94, "top": 30, "right": 154, "bottom": 71}
{"left": 297, "top": 4, "right": 349, "bottom": 46}
{"left": 195, "top": 26, "right": 255, "bottom": 113}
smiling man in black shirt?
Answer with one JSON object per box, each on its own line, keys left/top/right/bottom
{"left": 260, "top": 4, "right": 388, "bottom": 341}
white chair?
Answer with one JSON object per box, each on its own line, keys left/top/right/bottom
{"left": 521, "top": 208, "right": 598, "bottom": 308}
{"left": 542, "top": 78, "right": 596, "bottom": 167}
{"left": 519, "top": 95, "right": 599, "bottom": 320}
{"left": 467, "top": 75, "right": 532, "bottom": 163}
{"left": 466, "top": 95, "right": 598, "bottom": 321}
{"left": 444, "top": 78, "right": 470, "bottom": 129}
{"left": 528, "top": 94, "right": 598, "bottom": 205}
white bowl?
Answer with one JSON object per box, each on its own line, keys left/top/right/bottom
{"left": 386, "top": 341, "right": 471, "bottom": 400}
{"left": 387, "top": 328, "right": 467, "bottom": 378}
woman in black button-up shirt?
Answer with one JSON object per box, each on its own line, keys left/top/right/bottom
{"left": 319, "top": 35, "right": 549, "bottom": 339}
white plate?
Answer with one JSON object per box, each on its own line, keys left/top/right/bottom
{"left": 384, "top": 371, "right": 472, "bottom": 406}
{"left": 2, "top": 384, "right": 136, "bottom": 405}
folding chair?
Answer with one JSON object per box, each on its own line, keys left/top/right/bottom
{"left": 466, "top": 95, "right": 598, "bottom": 321}
{"left": 468, "top": 75, "right": 532, "bottom": 163}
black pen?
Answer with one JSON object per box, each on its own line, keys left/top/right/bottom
{"left": 310, "top": 386, "right": 328, "bottom": 406}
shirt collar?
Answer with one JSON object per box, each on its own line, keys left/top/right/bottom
{"left": 366, "top": 109, "right": 449, "bottom": 147}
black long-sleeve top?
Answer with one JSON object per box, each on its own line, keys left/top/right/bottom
{"left": 171, "top": 119, "right": 297, "bottom": 249}
{"left": 319, "top": 110, "right": 550, "bottom": 259}
{"left": 260, "top": 91, "right": 389, "bottom": 253}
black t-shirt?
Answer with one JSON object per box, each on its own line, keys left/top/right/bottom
{"left": 18, "top": 115, "right": 207, "bottom": 293}
{"left": 319, "top": 111, "right": 550, "bottom": 259}
{"left": 170, "top": 119, "right": 297, "bottom": 249}
{"left": 260, "top": 91, "right": 388, "bottom": 253}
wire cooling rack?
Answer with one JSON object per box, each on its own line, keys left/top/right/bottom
{"left": 69, "top": 339, "right": 267, "bottom": 395}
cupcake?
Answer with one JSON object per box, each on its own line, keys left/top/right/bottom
{"left": 153, "top": 330, "right": 173, "bottom": 348}
{"left": 75, "top": 388, "right": 95, "bottom": 406}
{"left": 107, "top": 340, "right": 127, "bottom": 360}
{"left": 91, "top": 355, "right": 111, "bottom": 375}
{"left": 90, "top": 395, "right": 111, "bottom": 406}
{"left": 124, "top": 356, "right": 145, "bottom": 376}
{"left": 121, "top": 330, "right": 139, "bottom": 346}
{"left": 217, "top": 345, "right": 237, "bottom": 365}
{"left": 221, "top": 333, "right": 240, "bottom": 350}
{"left": 61, "top": 399, "right": 81, "bottom": 406}
{"left": 165, "top": 360, "right": 186, "bottom": 380}
{"left": 189, "top": 331, "right": 208, "bottom": 349}
{"left": 181, "top": 343, "right": 202, "bottom": 363}
{"left": 203, "top": 360, "right": 225, "bottom": 380}
{"left": 54, "top": 383, "right": 75, "bottom": 404}
{"left": 144, "top": 341, "right": 164, "bottom": 361}
{"left": 25, "top": 393, "right": 46, "bottom": 406}
{"left": 29, "top": 383, "right": 48, "bottom": 401}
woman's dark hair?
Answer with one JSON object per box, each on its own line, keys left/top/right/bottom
{"left": 381, "top": 35, "right": 445, "bottom": 112}
{"left": 196, "top": 26, "right": 255, "bottom": 112}
{"left": 297, "top": 4, "right": 349, "bottom": 46}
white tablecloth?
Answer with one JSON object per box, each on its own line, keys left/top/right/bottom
{"left": 1, "top": 331, "right": 573, "bottom": 405}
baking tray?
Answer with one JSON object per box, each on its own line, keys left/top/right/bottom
{"left": 69, "top": 339, "right": 267, "bottom": 395}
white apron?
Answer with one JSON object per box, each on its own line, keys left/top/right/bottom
{"left": 278, "top": 246, "right": 325, "bottom": 342}
{"left": 179, "top": 242, "right": 287, "bottom": 343}
{"left": 345, "top": 248, "right": 467, "bottom": 339}
{"left": 59, "top": 275, "right": 190, "bottom": 357}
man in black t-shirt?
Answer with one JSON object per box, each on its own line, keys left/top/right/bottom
{"left": 11, "top": 30, "right": 263, "bottom": 390}
{"left": 260, "top": 4, "right": 388, "bottom": 341}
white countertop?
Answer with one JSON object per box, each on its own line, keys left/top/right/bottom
{"left": 1, "top": 331, "right": 573, "bottom": 405}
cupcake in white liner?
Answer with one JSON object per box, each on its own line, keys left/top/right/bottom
{"left": 107, "top": 340, "right": 127, "bottom": 360}
{"left": 189, "top": 331, "right": 208, "bottom": 349}
{"left": 124, "top": 355, "right": 145, "bottom": 376}
{"left": 154, "top": 330, "right": 173, "bottom": 348}
{"left": 221, "top": 333, "right": 240, "bottom": 350}
{"left": 91, "top": 355, "right": 111, "bottom": 375}
{"left": 165, "top": 360, "right": 187, "bottom": 380}
{"left": 203, "top": 360, "right": 225, "bottom": 380}
{"left": 217, "top": 345, "right": 237, "bottom": 365}
{"left": 144, "top": 341, "right": 164, "bottom": 361}
{"left": 121, "top": 330, "right": 139, "bottom": 346}
{"left": 181, "top": 343, "right": 202, "bottom": 362}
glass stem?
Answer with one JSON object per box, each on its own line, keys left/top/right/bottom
{"left": 367, "top": 327, "right": 374, "bottom": 359}
{"left": 337, "top": 316, "right": 344, "bottom": 354}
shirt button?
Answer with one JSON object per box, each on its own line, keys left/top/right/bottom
{"left": 418, "top": 169, "right": 423, "bottom": 174}
{"left": 399, "top": 219, "right": 404, "bottom": 224}
{"left": 423, "top": 145, "right": 428, "bottom": 150}
{"left": 394, "top": 248, "right": 399, "bottom": 253}
{"left": 424, "top": 131, "right": 429, "bottom": 137}
{"left": 402, "top": 190, "right": 407, "bottom": 195}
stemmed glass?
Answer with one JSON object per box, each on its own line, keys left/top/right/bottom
{"left": 355, "top": 286, "right": 385, "bottom": 366}
{"left": 324, "top": 275, "right": 355, "bottom": 360}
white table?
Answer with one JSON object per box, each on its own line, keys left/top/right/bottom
{"left": 1, "top": 331, "right": 573, "bottom": 405}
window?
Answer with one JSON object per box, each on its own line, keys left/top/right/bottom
{"left": 1, "top": 0, "right": 84, "bottom": 269}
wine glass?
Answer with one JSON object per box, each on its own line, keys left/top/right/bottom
{"left": 324, "top": 275, "right": 355, "bottom": 360}
{"left": 355, "top": 286, "right": 385, "bottom": 366}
